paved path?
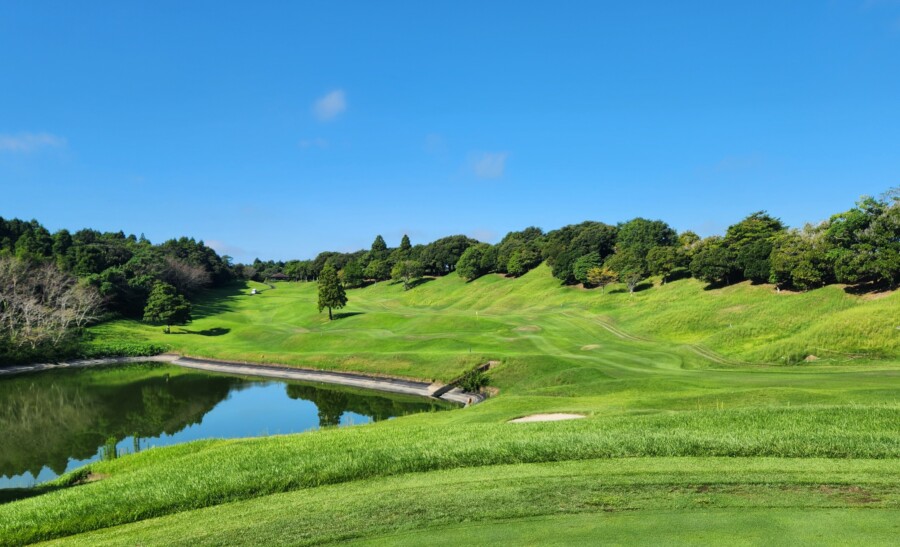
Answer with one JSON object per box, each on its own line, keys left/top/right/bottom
{"left": 0, "top": 354, "right": 484, "bottom": 405}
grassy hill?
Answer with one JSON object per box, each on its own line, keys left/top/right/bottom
{"left": 2, "top": 265, "right": 899, "bottom": 545}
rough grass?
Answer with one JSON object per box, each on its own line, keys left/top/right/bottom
{"left": 42, "top": 458, "right": 900, "bottom": 546}
{"left": 2, "top": 406, "right": 899, "bottom": 545}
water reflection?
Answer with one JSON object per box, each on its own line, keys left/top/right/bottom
{"left": 0, "top": 363, "right": 451, "bottom": 488}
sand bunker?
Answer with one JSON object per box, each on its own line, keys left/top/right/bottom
{"left": 580, "top": 344, "right": 600, "bottom": 350}
{"left": 508, "top": 413, "right": 586, "bottom": 423}
{"left": 514, "top": 325, "right": 542, "bottom": 332}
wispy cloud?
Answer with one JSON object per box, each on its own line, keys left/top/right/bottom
{"left": 298, "top": 137, "right": 329, "bottom": 149}
{"left": 0, "top": 132, "right": 66, "bottom": 153}
{"left": 470, "top": 151, "right": 509, "bottom": 179}
{"left": 312, "top": 89, "right": 346, "bottom": 121}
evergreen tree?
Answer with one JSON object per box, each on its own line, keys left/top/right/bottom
{"left": 317, "top": 263, "right": 347, "bottom": 320}
{"left": 369, "top": 235, "right": 389, "bottom": 262}
{"left": 143, "top": 282, "right": 192, "bottom": 333}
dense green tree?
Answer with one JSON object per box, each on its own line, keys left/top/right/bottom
{"left": 826, "top": 193, "right": 900, "bottom": 287}
{"left": 690, "top": 237, "right": 738, "bottom": 285}
{"left": 769, "top": 230, "right": 830, "bottom": 291}
{"left": 456, "top": 244, "right": 493, "bottom": 281}
{"left": 543, "top": 222, "right": 617, "bottom": 283}
{"left": 724, "top": 212, "right": 785, "bottom": 283}
{"left": 364, "top": 259, "right": 391, "bottom": 282}
{"left": 143, "top": 282, "right": 192, "bottom": 333}
{"left": 340, "top": 261, "right": 365, "bottom": 288}
{"left": 646, "top": 246, "right": 679, "bottom": 284}
{"left": 616, "top": 218, "right": 677, "bottom": 258}
{"left": 316, "top": 264, "right": 347, "bottom": 320}
{"left": 391, "top": 259, "right": 424, "bottom": 290}
{"left": 606, "top": 248, "right": 646, "bottom": 293}
{"left": 572, "top": 252, "right": 601, "bottom": 286}
{"left": 419, "top": 235, "right": 477, "bottom": 275}
{"left": 495, "top": 227, "right": 544, "bottom": 275}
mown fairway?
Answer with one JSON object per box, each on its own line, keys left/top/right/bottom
{"left": 3, "top": 266, "right": 899, "bottom": 545}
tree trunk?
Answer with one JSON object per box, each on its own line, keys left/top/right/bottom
{"left": 328, "top": 307, "right": 333, "bottom": 320}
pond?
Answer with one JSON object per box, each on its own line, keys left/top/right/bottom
{"left": 0, "top": 363, "right": 454, "bottom": 489}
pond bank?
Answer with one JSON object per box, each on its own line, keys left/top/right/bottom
{"left": 0, "top": 354, "right": 484, "bottom": 405}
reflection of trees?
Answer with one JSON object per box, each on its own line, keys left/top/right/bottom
{"left": 286, "top": 384, "right": 451, "bottom": 427}
{"left": 0, "top": 365, "right": 238, "bottom": 479}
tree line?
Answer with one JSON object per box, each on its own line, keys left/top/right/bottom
{"left": 288, "top": 189, "right": 900, "bottom": 306}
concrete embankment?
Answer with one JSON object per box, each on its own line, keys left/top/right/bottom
{"left": 0, "top": 354, "right": 484, "bottom": 405}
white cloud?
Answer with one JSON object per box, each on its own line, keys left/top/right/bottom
{"left": 0, "top": 132, "right": 66, "bottom": 153}
{"left": 298, "top": 137, "right": 329, "bottom": 149}
{"left": 312, "top": 89, "right": 346, "bottom": 121}
{"left": 470, "top": 151, "right": 509, "bottom": 179}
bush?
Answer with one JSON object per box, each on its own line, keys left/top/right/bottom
{"left": 456, "top": 368, "right": 489, "bottom": 392}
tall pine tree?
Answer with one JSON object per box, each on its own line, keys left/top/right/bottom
{"left": 317, "top": 263, "right": 348, "bottom": 320}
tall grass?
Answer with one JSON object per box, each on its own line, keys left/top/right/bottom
{"left": 1, "top": 405, "right": 898, "bottom": 545}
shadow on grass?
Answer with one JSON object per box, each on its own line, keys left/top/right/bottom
{"left": 173, "top": 327, "right": 231, "bottom": 336}
{"left": 191, "top": 282, "right": 255, "bottom": 320}
{"left": 405, "top": 277, "right": 435, "bottom": 289}
{"left": 332, "top": 311, "right": 365, "bottom": 320}
{"left": 0, "top": 486, "right": 57, "bottom": 505}
{"left": 843, "top": 281, "right": 898, "bottom": 295}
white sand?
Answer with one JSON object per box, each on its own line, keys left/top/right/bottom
{"left": 508, "top": 413, "right": 586, "bottom": 423}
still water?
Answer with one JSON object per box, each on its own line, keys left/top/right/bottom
{"left": 0, "top": 363, "right": 452, "bottom": 489}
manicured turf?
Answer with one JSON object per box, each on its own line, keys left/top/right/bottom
{"left": 1, "top": 267, "right": 897, "bottom": 545}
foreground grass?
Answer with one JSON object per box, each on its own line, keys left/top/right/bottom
{"left": 42, "top": 457, "right": 900, "bottom": 546}
{"left": 353, "top": 509, "right": 900, "bottom": 547}
{"left": 2, "top": 406, "right": 899, "bottom": 545}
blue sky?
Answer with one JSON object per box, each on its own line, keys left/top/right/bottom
{"left": 2, "top": 1, "right": 899, "bottom": 262}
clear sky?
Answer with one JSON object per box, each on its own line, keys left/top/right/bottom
{"left": 2, "top": 1, "right": 899, "bottom": 262}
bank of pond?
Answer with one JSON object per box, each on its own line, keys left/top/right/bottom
{"left": 0, "top": 363, "right": 455, "bottom": 489}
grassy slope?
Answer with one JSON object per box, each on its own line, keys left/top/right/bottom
{"left": 2, "top": 266, "right": 898, "bottom": 544}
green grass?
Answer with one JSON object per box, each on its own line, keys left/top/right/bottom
{"left": 2, "top": 266, "right": 898, "bottom": 544}
{"left": 31, "top": 458, "right": 900, "bottom": 546}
